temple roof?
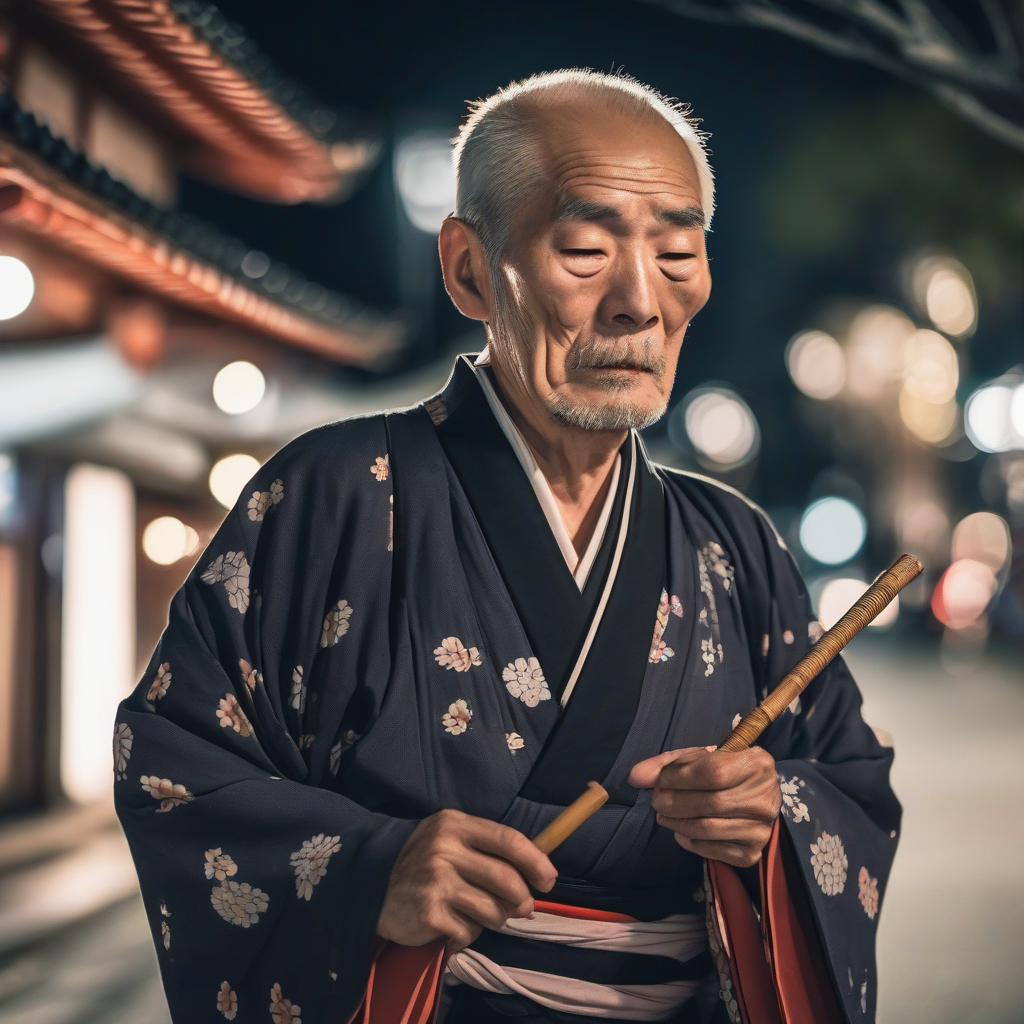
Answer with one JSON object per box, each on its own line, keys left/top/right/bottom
{"left": 16, "top": 0, "right": 377, "bottom": 203}
{"left": 0, "top": 94, "right": 407, "bottom": 365}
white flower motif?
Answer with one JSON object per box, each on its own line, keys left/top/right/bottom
{"left": 783, "top": 630, "right": 795, "bottom": 645}
{"left": 141, "top": 775, "right": 193, "bottom": 812}
{"left": 270, "top": 983, "right": 302, "bottom": 1024}
{"left": 731, "top": 713, "right": 742, "bottom": 730}
{"left": 216, "top": 694, "right": 253, "bottom": 737}
{"left": 238, "top": 658, "right": 261, "bottom": 691}
{"left": 761, "top": 634, "right": 770, "bottom": 657}
{"left": 290, "top": 834, "right": 342, "bottom": 900}
{"left": 442, "top": 699, "right": 472, "bottom": 735}
{"left": 502, "top": 657, "right": 550, "bottom": 706}
{"left": 217, "top": 981, "right": 238, "bottom": 1020}
{"left": 701, "top": 636, "right": 720, "bottom": 677}
{"left": 808, "top": 620, "right": 824, "bottom": 643}
{"left": 113, "top": 722, "right": 133, "bottom": 780}
{"left": 779, "top": 774, "right": 810, "bottom": 823}
{"left": 810, "top": 831, "right": 848, "bottom": 895}
{"left": 147, "top": 662, "right": 172, "bottom": 702}
{"left": 201, "top": 551, "right": 251, "bottom": 613}
{"left": 788, "top": 695, "right": 802, "bottom": 715}
{"left": 204, "top": 848, "right": 238, "bottom": 881}
{"left": 290, "top": 666, "right": 305, "bottom": 711}
{"left": 370, "top": 455, "right": 389, "bottom": 481}
{"left": 247, "top": 479, "right": 284, "bottom": 521}
{"left": 701, "top": 542, "right": 735, "bottom": 592}
{"left": 434, "top": 636, "right": 482, "bottom": 672}
{"left": 649, "top": 590, "right": 676, "bottom": 663}
{"left": 858, "top": 866, "right": 879, "bottom": 919}
{"left": 161, "top": 920, "right": 170, "bottom": 950}
{"left": 160, "top": 903, "right": 170, "bottom": 917}
{"left": 329, "top": 730, "right": 357, "bottom": 775}
{"left": 210, "top": 880, "right": 269, "bottom": 927}
{"left": 320, "top": 599, "right": 353, "bottom": 647}
{"left": 506, "top": 732, "right": 525, "bottom": 753}
{"left": 670, "top": 594, "right": 684, "bottom": 618}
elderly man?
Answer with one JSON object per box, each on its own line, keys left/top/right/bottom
{"left": 116, "top": 71, "right": 899, "bottom": 1024}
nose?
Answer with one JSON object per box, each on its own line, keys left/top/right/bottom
{"left": 603, "top": 248, "right": 659, "bottom": 334}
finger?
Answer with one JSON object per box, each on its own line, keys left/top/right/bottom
{"left": 671, "top": 834, "right": 766, "bottom": 868}
{"left": 465, "top": 819, "right": 557, "bottom": 892}
{"left": 629, "top": 747, "right": 709, "bottom": 789}
{"left": 457, "top": 850, "right": 534, "bottom": 914}
{"left": 651, "top": 782, "right": 780, "bottom": 821}
{"left": 656, "top": 814, "right": 774, "bottom": 844}
{"left": 444, "top": 908, "right": 484, "bottom": 954}
{"left": 659, "top": 748, "right": 775, "bottom": 793}
{"left": 449, "top": 886, "right": 517, "bottom": 933}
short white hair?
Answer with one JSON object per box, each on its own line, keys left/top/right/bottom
{"left": 453, "top": 69, "right": 714, "bottom": 260}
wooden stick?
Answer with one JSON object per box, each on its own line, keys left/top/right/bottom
{"left": 532, "top": 781, "right": 609, "bottom": 855}
{"left": 529, "top": 554, "right": 922, "bottom": 854}
{"left": 719, "top": 553, "right": 923, "bottom": 753}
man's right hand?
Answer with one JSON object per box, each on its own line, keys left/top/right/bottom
{"left": 376, "top": 809, "right": 557, "bottom": 952}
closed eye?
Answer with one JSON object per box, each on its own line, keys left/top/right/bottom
{"left": 659, "top": 252, "right": 696, "bottom": 261}
{"left": 561, "top": 248, "right": 605, "bottom": 257}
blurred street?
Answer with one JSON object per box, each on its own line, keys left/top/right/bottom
{"left": 0, "top": 637, "right": 1018, "bottom": 1024}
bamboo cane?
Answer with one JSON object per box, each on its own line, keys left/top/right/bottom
{"left": 534, "top": 553, "right": 923, "bottom": 853}
{"left": 718, "top": 552, "right": 922, "bottom": 752}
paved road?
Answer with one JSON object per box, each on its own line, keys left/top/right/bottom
{"left": 1, "top": 639, "right": 1020, "bottom": 1024}
{"left": 849, "top": 639, "right": 1024, "bottom": 1024}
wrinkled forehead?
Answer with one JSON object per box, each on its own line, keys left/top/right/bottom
{"left": 524, "top": 94, "right": 703, "bottom": 208}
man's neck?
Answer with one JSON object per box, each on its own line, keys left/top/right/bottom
{"left": 487, "top": 359, "right": 627, "bottom": 558}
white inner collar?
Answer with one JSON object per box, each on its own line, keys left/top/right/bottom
{"left": 471, "top": 350, "right": 622, "bottom": 591}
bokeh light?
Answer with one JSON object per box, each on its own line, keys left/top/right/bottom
{"left": 951, "top": 511, "right": 1010, "bottom": 574}
{"left": 896, "top": 500, "right": 950, "bottom": 565}
{"left": 818, "top": 577, "right": 899, "bottom": 630}
{"left": 394, "top": 135, "right": 457, "bottom": 234}
{"left": 682, "top": 388, "right": 759, "bottom": 467}
{"left": 786, "top": 330, "right": 846, "bottom": 399}
{"left": 212, "top": 360, "right": 266, "bottom": 415}
{"left": 799, "top": 496, "right": 867, "bottom": 565}
{"left": 846, "top": 305, "right": 915, "bottom": 400}
{"left": 209, "top": 453, "right": 260, "bottom": 509}
{"left": 1010, "top": 383, "right": 1024, "bottom": 439}
{"left": 0, "top": 255, "right": 35, "bottom": 320}
{"left": 902, "top": 329, "right": 958, "bottom": 404}
{"left": 142, "top": 516, "right": 200, "bottom": 565}
{"left": 965, "top": 384, "right": 1016, "bottom": 452}
{"left": 931, "top": 558, "right": 997, "bottom": 629}
{"left": 898, "top": 388, "right": 957, "bottom": 444}
{"left": 912, "top": 255, "right": 977, "bottom": 337}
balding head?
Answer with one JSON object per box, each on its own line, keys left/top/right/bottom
{"left": 453, "top": 70, "right": 714, "bottom": 263}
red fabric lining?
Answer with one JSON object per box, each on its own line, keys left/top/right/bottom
{"left": 533, "top": 900, "right": 637, "bottom": 923}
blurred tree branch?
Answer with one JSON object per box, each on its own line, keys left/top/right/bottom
{"left": 640, "top": 0, "right": 1024, "bottom": 150}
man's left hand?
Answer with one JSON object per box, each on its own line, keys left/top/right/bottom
{"left": 629, "top": 746, "right": 782, "bottom": 868}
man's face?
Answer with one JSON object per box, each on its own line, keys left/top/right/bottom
{"left": 489, "top": 97, "right": 712, "bottom": 432}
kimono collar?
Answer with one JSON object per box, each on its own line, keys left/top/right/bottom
{"left": 471, "top": 346, "right": 621, "bottom": 591}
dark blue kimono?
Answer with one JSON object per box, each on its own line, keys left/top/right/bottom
{"left": 114, "top": 356, "right": 900, "bottom": 1024}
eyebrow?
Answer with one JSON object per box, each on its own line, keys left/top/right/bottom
{"left": 554, "top": 195, "right": 705, "bottom": 229}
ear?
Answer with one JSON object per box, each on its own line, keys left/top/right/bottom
{"left": 438, "top": 217, "right": 493, "bottom": 322}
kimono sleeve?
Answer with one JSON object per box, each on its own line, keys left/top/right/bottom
{"left": 677, "top": 474, "right": 901, "bottom": 1023}
{"left": 113, "top": 417, "right": 415, "bottom": 1024}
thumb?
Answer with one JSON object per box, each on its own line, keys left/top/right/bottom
{"left": 629, "top": 747, "right": 709, "bottom": 789}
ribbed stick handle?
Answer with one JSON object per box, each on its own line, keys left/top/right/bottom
{"left": 718, "top": 554, "right": 923, "bottom": 753}
{"left": 532, "top": 781, "right": 609, "bottom": 855}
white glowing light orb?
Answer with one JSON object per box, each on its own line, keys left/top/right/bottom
{"left": 818, "top": 577, "right": 898, "bottom": 631}
{"left": 898, "top": 387, "right": 958, "bottom": 445}
{"left": 142, "top": 515, "right": 200, "bottom": 565}
{"left": 1010, "top": 384, "right": 1024, "bottom": 440}
{"left": 786, "top": 330, "right": 846, "bottom": 400}
{"left": 925, "top": 266, "right": 976, "bottom": 337}
{"left": 394, "top": 135, "right": 457, "bottom": 234}
{"left": 965, "top": 385, "right": 1014, "bottom": 452}
{"left": 683, "top": 389, "right": 759, "bottom": 467}
{"left": 209, "top": 453, "right": 260, "bottom": 509}
{"left": 0, "top": 256, "right": 35, "bottom": 320}
{"left": 846, "top": 305, "right": 915, "bottom": 400}
{"left": 799, "top": 496, "right": 867, "bottom": 565}
{"left": 212, "top": 361, "right": 266, "bottom": 415}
